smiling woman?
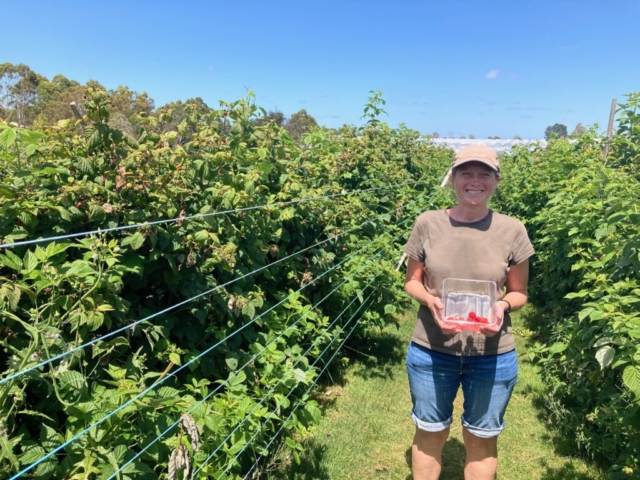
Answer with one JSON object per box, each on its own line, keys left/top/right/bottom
{"left": 402, "top": 144, "right": 535, "bottom": 480}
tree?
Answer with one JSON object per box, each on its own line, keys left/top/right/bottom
{"left": 286, "top": 109, "right": 318, "bottom": 141}
{"left": 431, "top": 131, "right": 440, "bottom": 138}
{"left": 109, "top": 86, "right": 154, "bottom": 119}
{"left": 51, "top": 74, "right": 79, "bottom": 90}
{"left": 544, "top": 123, "right": 568, "bottom": 140}
{"left": 0, "top": 63, "right": 41, "bottom": 125}
{"left": 571, "top": 123, "right": 587, "bottom": 137}
{"left": 152, "top": 97, "right": 214, "bottom": 143}
{"left": 35, "top": 85, "right": 88, "bottom": 125}
{"left": 254, "top": 109, "right": 286, "bottom": 128}
{"left": 513, "top": 135, "right": 522, "bottom": 140}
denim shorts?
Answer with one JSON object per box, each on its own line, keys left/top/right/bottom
{"left": 406, "top": 341, "right": 518, "bottom": 438}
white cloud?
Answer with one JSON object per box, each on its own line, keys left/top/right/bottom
{"left": 485, "top": 70, "right": 500, "bottom": 80}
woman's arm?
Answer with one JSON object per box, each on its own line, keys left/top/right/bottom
{"left": 481, "top": 259, "right": 530, "bottom": 337}
{"left": 500, "top": 259, "right": 530, "bottom": 312}
{"left": 404, "top": 256, "right": 456, "bottom": 333}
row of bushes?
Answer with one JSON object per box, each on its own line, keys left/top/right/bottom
{"left": 495, "top": 92, "right": 640, "bottom": 477}
{"left": 0, "top": 90, "right": 454, "bottom": 478}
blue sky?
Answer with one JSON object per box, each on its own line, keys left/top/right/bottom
{"left": 4, "top": 1, "right": 639, "bottom": 138}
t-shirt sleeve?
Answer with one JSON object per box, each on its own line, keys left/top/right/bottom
{"left": 404, "top": 217, "right": 426, "bottom": 263}
{"left": 510, "top": 221, "right": 535, "bottom": 265}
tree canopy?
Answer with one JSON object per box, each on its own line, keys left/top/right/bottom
{"left": 544, "top": 123, "right": 568, "bottom": 140}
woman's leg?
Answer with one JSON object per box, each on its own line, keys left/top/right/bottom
{"left": 462, "top": 427, "right": 497, "bottom": 479}
{"left": 406, "top": 343, "right": 460, "bottom": 480}
{"left": 412, "top": 427, "right": 450, "bottom": 480}
{"left": 460, "top": 349, "right": 518, "bottom": 480}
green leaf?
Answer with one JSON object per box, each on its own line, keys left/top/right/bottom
{"left": 242, "top": 302, "right": 256, "bottom": 319}
{"left": 564, "top": 290, "right": 589, "bottom": 299}
{"left": 20, "top": 445, "right": 46, "bottom": 465}
{"left": 1, "top": 250, "right": 23, "bottom": 270}
{"left": 623, "top": 365, "right": 640, "bottom": 397}
{"left": 548, "top": 342, "right": 567, "bottom": 354}
{"left": 0, "top": 127, "right": 17, "bottom": 148}
{"left": 227, "top": 370, "right": 247, "bottom": 388}
{"left": 384, "top": 304, "right": 397, "bottom": 315}
{"left": 66, "top": 260, "right": 95, "bottom": 278}
{"left": 0, "top": 185, "right": 17, "bottom": 198}
{"left": 578, "top": 307, "right": 596, "bottom": 321}
{"left": 169, "top": 352, "right": 182, "bottom": 366}
{"left": 35, "top": 458, "right": 57, "bottom": 477}
{"left": 120, "top": 253, "right": 144, "bottom": 276}
{"left": 121, "top": 232, "right": 145, "bottom": 250}
{"left": 58, "top": 370, "right": 87, "bottom": 392}
{"left": 225, "top": 352, "right": 240, "bottom": 371}
{"left": 292, "top": 368, "right": 308, "bottom": 383}
{"left": 22, "top": 250, "right": 38, "bottom": 273}
{"left": 157, "top": 386, "right": 180, "bottom": 399}
{"left": 595, "top": 345, "right": 615, "bottom": 370}
{"left": 107, "top": 364, "right": 127, "bottom": 380}
{"left": 84, "top": 126, "right": 101, "bottom": 152}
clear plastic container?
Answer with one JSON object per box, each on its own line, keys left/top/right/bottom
{"left": 442, "top": 278, "right": 497, "bottom": 328}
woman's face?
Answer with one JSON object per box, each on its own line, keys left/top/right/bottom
{"left": 450, "top": 162, "right": 500, "bottom": 207}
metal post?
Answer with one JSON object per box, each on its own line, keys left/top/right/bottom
{"left": 603, "top": 98, "right": 617, "bottom": 164}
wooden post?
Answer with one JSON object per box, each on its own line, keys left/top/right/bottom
{"left": 603, "top": 98, "right": 617, "bottom": 164}
{"left": 69, "top": 102, "right": 86, "bottom": 126}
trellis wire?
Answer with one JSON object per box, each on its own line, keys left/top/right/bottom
{"left": 114, "top": 273, "right": 376, "bottom": 480}
{"left": 189, "top": 286, "right": 378, "bottom": 478}
{"left": 240, "top": 296, "right": 373, "bottom": 480}
{"left": 107, "top": 229, "right": 397, "bottom": 479}
{"left": 201, "top": 291, "right": 376, "bottom": 479}
{"left": 8, "top": 210, "right": 415, "bottom": 480}
{"left": 0, "top": 180, "right": 418, "bottom": 249}
{"left": 0, "top": 191, "right": 428, "bottom": 387}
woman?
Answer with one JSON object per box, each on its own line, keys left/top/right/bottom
{"left": 403, "top": 144, "right": 534, "bottom": 480}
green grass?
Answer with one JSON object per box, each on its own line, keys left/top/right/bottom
{"left": 262, "top": 307, "right": 607, "bottom": 479}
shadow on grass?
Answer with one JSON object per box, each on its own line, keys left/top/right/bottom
{"left": 539, "top": 462, "right": 605, "bottom": 480}
{"left": 344, "top": 324, "right": 408, "bottom": 380}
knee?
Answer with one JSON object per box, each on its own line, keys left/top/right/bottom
{"left": 462, "top": 428, "right": 497, "bottom": 458}
{"left": 414, "top": 427, "right": 450, "bottom": 450}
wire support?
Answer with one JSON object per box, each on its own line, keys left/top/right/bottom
{"left": 191, "top": 286, "right": 376, "bottom": 478}
{"left": 8, "top": 212, "right": 415, "bottom": 480}
{"left": 0, "top": 180, "right": 419, "bottom": 249}
{"left": 240, "top": 296, "right": 373, "bottom": 480}
{"left": 0, "top": 192, "right": 428, "bottom": 387}
{"left": 200, "top": 290, "right": 376, "bottom": 479}
{"left": 108, "top": 258, "right": 383, "bottom": 478}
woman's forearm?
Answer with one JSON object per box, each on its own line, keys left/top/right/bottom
{"left": 500, "top": 291, "right": 528, "bottom": 313}
{"left": 404, "top": 280, "right": 435, "bottom": 307}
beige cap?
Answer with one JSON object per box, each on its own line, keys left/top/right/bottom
{"left": 452, "top": 144, "right": 500, "bottom": 171}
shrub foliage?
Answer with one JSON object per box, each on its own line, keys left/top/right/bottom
{"left": 0, "top": 89, "right": 452, "bottom": 479}
{"left": 495, "top": 92, "right": 640, "bottom": 477}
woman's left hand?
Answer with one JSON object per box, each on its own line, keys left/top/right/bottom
{"left": 479, "top": 302, "right": 506, "bottom": 337}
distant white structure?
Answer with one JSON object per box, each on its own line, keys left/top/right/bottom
{"left": 425, "top": 138, "right": 547, "bottom": 154}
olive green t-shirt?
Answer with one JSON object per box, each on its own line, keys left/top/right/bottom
{"left": 404, "top": 209, "right": 534, "bottom": 356}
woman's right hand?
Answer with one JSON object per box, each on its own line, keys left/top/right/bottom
{"left": 428, "top": 296, "right": 459, "bottom": 335}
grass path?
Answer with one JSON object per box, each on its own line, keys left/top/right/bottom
{"left": 265, "top": 307, "right": 606, "bottom": 479}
